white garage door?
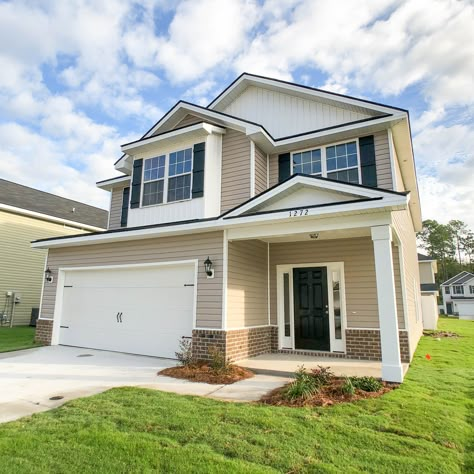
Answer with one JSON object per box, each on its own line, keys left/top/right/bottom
{"left": 455, "top": 301, "right": 474, "bottom": 320}
{"left": 58, "top": 263, "right": 195, "bottom": 358}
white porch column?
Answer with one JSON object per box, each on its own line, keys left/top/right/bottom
{"left": 371, "top": 225, "right": 404, "bottom": 383}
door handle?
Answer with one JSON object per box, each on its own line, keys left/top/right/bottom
{"left": 116, "top": 312, "right": 123, "bottom": 323}
{"left": 116, "top": 312, "right": 119, "bottom": 322}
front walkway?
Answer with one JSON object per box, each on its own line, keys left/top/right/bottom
{"left": 238, "top": 353, "right": 410, "bottom": 378}
{"left": 0, "top": 346, "right": 289, "bottom": 423}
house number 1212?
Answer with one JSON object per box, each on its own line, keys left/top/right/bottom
{"left": 289, "top": 209, "right": 309, "bottom": 217}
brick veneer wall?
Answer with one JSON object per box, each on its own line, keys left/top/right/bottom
{"left": 192, "top": 326, "right": 278, "bottom": 362}
{"left": 35, "top": 319, "right": 53, "bottom": 345}
{"left": 346, "top": 329, "right": 410, "bottom": 363}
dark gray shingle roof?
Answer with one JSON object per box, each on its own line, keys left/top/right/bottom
{"left": 418, "top": 253, "right": 434, "bottom": 261}
{"left": 441, "top": 271, "right": 474, "bottom": 286}
{"left": 0, "top": 178, "right": 108, "bottom": 229}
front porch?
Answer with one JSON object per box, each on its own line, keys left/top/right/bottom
{"left": 238, "top": 352, "right": 410, "bottom": 379}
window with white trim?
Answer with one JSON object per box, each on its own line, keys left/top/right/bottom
{"left": 445, "top": 286, "right": 450, "bottom": 294}
{"left": 326, "top": 142, "right": 359, "bottom": 184}
{"left": 142, "top": 147, "right": 193, "bottom": 207}
{"left": 291, "top": 140, "right": 360, "bottom": 185}
{"left": 470, "top": 285, "right": 474, "bottom": 294}
{"left": 452, "top": 285, "right": 464, "bottom": 295}
{"left": 142, "top": 155, "right": 165, "bottom": 206}
{"left": 168, "top": 148, "right": 192, "bottom": 202}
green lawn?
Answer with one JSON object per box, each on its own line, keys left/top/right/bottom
{"left": 0, "top": 326, "right": 42, "bottom": 353}
{"left": 0, "top": 318, "right": 472, "bottom": 473}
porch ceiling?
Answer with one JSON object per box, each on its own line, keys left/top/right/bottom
{"left": 260, "top": 227, "right": 371, "bottom": 243}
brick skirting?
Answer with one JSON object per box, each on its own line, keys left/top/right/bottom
{"left": 346, "top": 329, "right": 410, "bottom": 363}
{"left": 35, "top": 319, "right": 53, "bottom": 345}
{"left": 192, "top": 326, "right": 278, "bottom": 362}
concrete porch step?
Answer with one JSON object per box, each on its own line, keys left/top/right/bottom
{"left": 237, "top": 353, "right": 392, "bottom": 378}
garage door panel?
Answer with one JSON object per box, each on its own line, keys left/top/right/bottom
{"left": 59, "top": 264, "right": 195, "bottom": 358}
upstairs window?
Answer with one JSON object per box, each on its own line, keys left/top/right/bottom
{"left": 445, "top": 286, "right": 450, "bottom": 294}
{"left": 142, "top": 148, "right": 193, "bottom": 207}
{"left": 326, "top": 142, "right": 359, "bottom": 184}
{"left": 293, "top": 149, "right": 322, "bottom": 176}
{"left": 142, "top": 155, "right": 165, "bottom": 206}
{"left": 291, "top": 140, "right": 360, "bottom": 185}
{"left": 452, "top": 285, "right": 464, "bottom": 295}
{"left": 470, "top": 285, "right": 474, "bottom": 294}
{"left": 168, "top": 148, "right": 192, "bottom": 202}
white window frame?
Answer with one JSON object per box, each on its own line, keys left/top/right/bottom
{"left": 276, "top": 261, "right": 346, "bottom": 353}
{"left": 290, "top": 137, "right": 362, "bottom": 184}
{"left": 140, "top": 147, "right": 194, "bottom": 208}
{"left": 142, "top": 154, "right": 166, "bottom": 207}
{"left": 470, "top": 285, "right": 474, "bottom": 294}
{"left": 452, "top": 285, "right": 464, "bottom": 295}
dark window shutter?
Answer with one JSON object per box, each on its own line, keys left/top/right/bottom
{"left": 278, "top": 153, "right": 291, "bottom": 182}
{"left": 130, "top": 159, "right": 143, "bottom": 208}
{"left": 120, "top": 187, "right": 130, "bottom": 227}
{"left": 359, "top": 135, "right": 377, "bottom": 187}
{"left": 192, "top": 142, "right": 205, "bottom": 198}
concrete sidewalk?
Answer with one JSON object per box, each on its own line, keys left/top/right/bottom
{"left": 0, "top": 346, "right": 289, "bottom": 423}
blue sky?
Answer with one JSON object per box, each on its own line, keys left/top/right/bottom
{"left": 0, "top": 0, "right": 473, "bottom": 227}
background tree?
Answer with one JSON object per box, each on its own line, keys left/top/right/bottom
{"left": 448, "top": 220, "right": 469, "bottom": 265}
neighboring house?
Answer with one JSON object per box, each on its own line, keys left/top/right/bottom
{"left": 441, "top": 271, "right": 474, "bottom": 319}
{"left": 0, "top": 179, "right": 108, "bottom": 326}
{"left": 417, "top": 253, "right": 438, "bottom": 330}
{"left": 32, "top": 73, "right": 424, "bottom": 383}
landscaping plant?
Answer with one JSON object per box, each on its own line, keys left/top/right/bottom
{"left": 310, "top": 365, "right": 334, "bottom": 386}
{"left": 341, "top": 376, "right": 356, "bottom": 396}
{"left": 208, "top": 344, "right": 232, "bottom": 374}
{"left": 349, "top": 376, "right": 383, "bottom": 392}
{"left": 284, "top": 366, "right": 319, "bottom": 401}
{"left": 175, "top": 338, "right": 195, "bottom": 367}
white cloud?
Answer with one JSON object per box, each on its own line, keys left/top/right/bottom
{"left": 153, "top": 0, "right": 260, "bottom": 82}
{"left": 414, "top": 123, "right": 474, "bottom": 228}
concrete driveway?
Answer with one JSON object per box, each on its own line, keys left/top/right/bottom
{"left": 0, "top": 346, "right": 288, "bottom": 423}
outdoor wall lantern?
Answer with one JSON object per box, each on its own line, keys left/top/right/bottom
{"left": 45, "top": 267, "right": 54, "bottom": 283}
{"left": 204, "top": 257, "right": 214, "bottom": 278}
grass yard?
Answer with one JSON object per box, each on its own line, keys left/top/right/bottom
{"left": 0, "top": 326, "right": 42, "bottom": 353}
{"left": 0, "top": 318, "right": 472, "bottom": 473}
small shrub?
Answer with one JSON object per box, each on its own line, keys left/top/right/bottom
{"left": 310, "top": 365, "right": 334, "bottom": 386}
{"left": 208, "top": 345, "right": 232, "bottom": 374}
{"left": 341, "top": 377, "right": 355, "bottom": 396}
{"left": 175, "top": 338, "right": 195, "bottom": 367}
{"left": 284, "top": 366, "right": 319, "bottom": 401}
{"left": 350, "top": 376, "right": 383, "bottom": 392}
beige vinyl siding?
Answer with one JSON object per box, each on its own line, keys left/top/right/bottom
{"left": 392, "top": 208, "right": 423, "bottom": 356}
{"left": 227, "top": 240, "right": 268, "bottom": 328}
{"left": 0, "top": 211, "right": 87, "bottom": 325}
{"left": 392, "top": 144, "right": 405, "bottom": 191}
{"left": 221, "top": 129, "right": 251, "bottom": 212}
{"left": 419, "top": 262, "right": 435, "bottom": 284}
{"left": 269, "top": 236, "right": 405, "bottom": 329}
{"left": 374, "top": 130, "right": 393, "bottom": 190}
{"left": 269, "top": 153, "right": 279, "bottom": 188}
{"left": 268, "top": 130, "right": 394, "bottom": 190}
{"left": 108, "top": 184, "right": 129, "bottom": 230}
{"left": 40, "top": 231, "right": 224, "bottom": 329}
{"left": 175, "top": 113, "right": 203, "bottom": 128}
{"left": 254, "top": 145, "right": 267, "bottom": 195}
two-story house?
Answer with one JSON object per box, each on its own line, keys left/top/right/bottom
{"left": 0, "top": 178, "right": 107, "bottom": 327}
{"left": 32, "top": 74, "right": 424, "bottom": 383}
{"left": 441, "top": 271, "right": 474, "bottom": 319}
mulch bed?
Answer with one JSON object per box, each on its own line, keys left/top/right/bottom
{"left": 159, "top": 363, "right": 254, "bottom": 385}
{"left": 424, "top": 331, "right": 460, "bottom": 338}
{"left": 261, "top": 379, "right": 397, "bottom": 407}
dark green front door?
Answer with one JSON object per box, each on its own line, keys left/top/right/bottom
{"left": 293, "top": 267, "right": 329, "bottom": 351}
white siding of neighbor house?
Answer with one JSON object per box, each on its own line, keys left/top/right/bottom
{"left": 223, "top": 86, "right": 376, "bottom": 138}
{"left": 40, "top": 231, "right": 224, "bottom": 329}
